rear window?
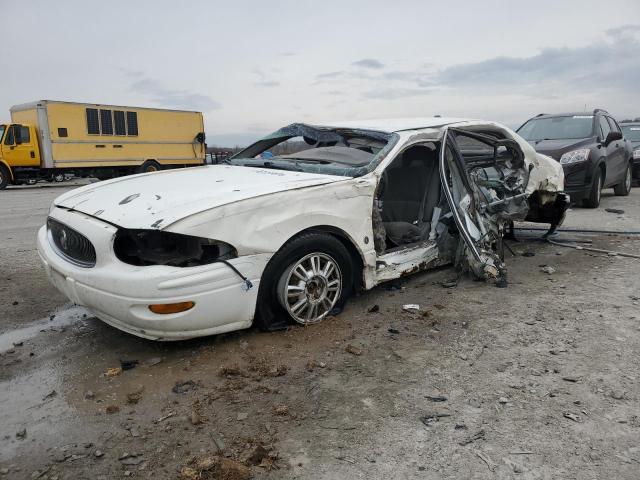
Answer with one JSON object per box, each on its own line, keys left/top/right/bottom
{"left": 518, "top": 116, "right": 594, "bottom": 141}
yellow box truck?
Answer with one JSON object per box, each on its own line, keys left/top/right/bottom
{"left": 0, "top": 100, "right": 206, "bottom": 189}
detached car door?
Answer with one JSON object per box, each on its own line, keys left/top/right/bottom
{"left": 439, "top": 127, "right": 530, "bottom": 283}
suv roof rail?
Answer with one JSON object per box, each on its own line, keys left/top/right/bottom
{"left": 535, "top": 113, "right": 546, "bottom": 117}
{"left": 593, "top": 108, "right": 609, "bottom": 115}
{"left": 620, "top": 119, "right": 633, "bottom": 123}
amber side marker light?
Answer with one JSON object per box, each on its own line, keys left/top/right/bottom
{"left": 149, "top": 301, "right": 195, "bottom": 314}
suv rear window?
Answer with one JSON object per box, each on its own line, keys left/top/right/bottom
{"left": 518, "top": 116, "right": 594, "bottom": 141}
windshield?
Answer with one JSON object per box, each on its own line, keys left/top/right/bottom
{"left": 621, "top": 125, "right": 640, "bottom": 142}
{"left": 517, "top": 116, "right": 594, "bottom": 141}
{"left": 228, "top": 123, "right": 398, "bottom": 177}
{"left": 0, "top": 125, "right": 5, "bottom": 143}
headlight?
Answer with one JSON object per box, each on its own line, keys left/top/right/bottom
{"left": 634, "top": 149, "right": 640, "bottom": 159}
{"left": 113, "top": 229, "right": 237, "bottom": 267}
{"left": 560, "top": 149, "right": 590, "bottom": 165}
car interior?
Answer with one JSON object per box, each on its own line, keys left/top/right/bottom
{"left": 378, "top": 143, "right": 443, "bottom": 249}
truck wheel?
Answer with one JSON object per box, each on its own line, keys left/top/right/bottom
{"left": 138, "top": 160, "right": 161, "bottom": 174}
{"left": 613, "top": 163, "right": 632, "bottom": 196}
{"left": 0, "top": 164, "right": 9, "bottom": 190}
{"left": 255, "top": 232, "right": 354, "bottom": 331}
{"left": 583, "top": 168, "right": 603, "bottom": 208}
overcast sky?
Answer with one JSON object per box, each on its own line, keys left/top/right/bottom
{"left": 1, "top": 0, "right": 639, "bottom": 146}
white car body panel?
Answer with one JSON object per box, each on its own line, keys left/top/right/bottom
{"left": 39, "top": 117, "right": 566, "bottom": 340}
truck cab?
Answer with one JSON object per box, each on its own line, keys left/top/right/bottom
{"left": 0, "top": 123, "right": 42, "bottom": 188}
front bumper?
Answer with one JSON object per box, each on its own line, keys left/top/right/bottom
{"left": 561, "top": 161, "right": 593, "bottom": 202}
{"left": 37, "top": 208, "right": 269, "bottom": 340}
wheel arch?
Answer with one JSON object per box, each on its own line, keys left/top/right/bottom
{"left": 282, "top": 225, "right": 366, "bottom": 289}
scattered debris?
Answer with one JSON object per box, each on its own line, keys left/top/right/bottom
{"left": 541, "top": 265, "right": 556, "bottom": 274}
{"left": 172, "top": 380, "right": 197, "bottom": 394}
{"left": 190, "top": 411, "right": 204, "bottom": 425}
{"left": 425, "top": 395, "right": 447, "bottom": 402}
{"left": 345, "top": 344, "right": 363, "bottom": 356}
{"left": 119, "top": 453, "right": 144, "bottom": 466}
{"left": 126, "top": 390, "right": 143, "bottom": 405}
{"left": 105, "top": 367, "right": 122, "bottom": 377}
{"left": 273, "top": 404, "right": 289, "bottom": 416}
{"left": 420, "top": 413, "right": 451, "bottom": 426}
{"left": 156, "top": 411, "right": 176, "bottom": 423}
{"left": 562, "top": 376, "right": 579, "bottom": 383}
{"left": 94, "top": 450, "right": 104, "bottom": 458}
{"left": 368, "top": 305, "right": 380, "bottom": 313}
{"left": 402, "top": 304, "right": 420, "bottom": 312}
{"left": 605, "top": 208, "right": 625, "bottom": 214}
{"left": 441, "top": 280, "right": 458, "bottom": 288}
{"left": 219, "top": 365, "right": 246, "bottom": 377}
{"left": 236, "top": 412, "right": 248, "bottom": 421}
{"left": 105, "top": 405, "right": 120, "bottom": 414}
{"left": 120, "top": 359, "right": 139, "bottom": 371}
{"left": 84, "top": 390, "right": 95, "bottom": 400}
{"left": 388, "top": 328, "right": 400, "bottom": 335}
{"left": 563, "top": 412, "right": 580, "bottom": 422}
{"left": 16, "top": 428, "right": 26, "bottom": 439}
{"left": 522, "top": 251, "right": 535, "bottom": 257}
{"left": 143, "top": 357, "right": 163, "bottom": 367}
{"left": 459, "top": 429, "right": 485, "bottom": 446}
{"left": 42, "top": 390, "right": 57, "bottom": 401}
{"left": 180, "top": 455, "right": 250, "bottom": 480}
{"left": 473, "top": 449, "right": 497, "bottom": 472}
{"left": 12, "top": 341, "right": 23, "bottom": 347}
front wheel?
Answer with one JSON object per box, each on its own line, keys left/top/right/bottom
{"left": 0, "top": 164, "right": 9, "bottom": 190}
{"left": 613, "top": 163, "right": 632, "bottom": 196}
{"left": 255, "top": 233, "right": 354, "bottom": 330}
{"left": 583, "top": 168, "right": 603, "bottom": 208}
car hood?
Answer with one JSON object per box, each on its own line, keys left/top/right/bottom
{"left": 526, "top": 138, "right": 591, "bottom": 160}
{"left": 54, "top": 165, "right": 348, "bottom": 229}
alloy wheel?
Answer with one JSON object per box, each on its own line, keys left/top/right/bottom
{"left": 278, "top": 252, "right": 342, "bottom": 324}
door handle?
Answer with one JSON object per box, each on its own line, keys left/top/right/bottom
{"left": 30, "top": 151, "right": 35, "bottom": 158}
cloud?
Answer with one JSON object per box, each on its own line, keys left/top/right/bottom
{"left": 433, "top": 26, "right": 640, "bottom": 94}
{"left": 352, "top": 58, "right": 385, "bottom": 69}
{"left": 363, "top": 87, "right": 434, "bottom": 100}
{"left": 316, "top": 71, "right": 346, "bottom": 80}
{"left": 129, "top": 78, "right": 220, "bottom": 111}
{"left": 252, "top": 68, "right": 280, "bottom": 88}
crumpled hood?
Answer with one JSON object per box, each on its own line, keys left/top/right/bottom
{"left": 54, "top": 165, "right": 348, "bottom": 229}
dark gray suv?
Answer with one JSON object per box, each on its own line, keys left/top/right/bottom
{"left": 517, "top": 109, "right": 634, "bottom": 208}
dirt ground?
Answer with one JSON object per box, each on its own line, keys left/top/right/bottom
{"left": 1, "top": 183, "right": 639, "bottom": 480}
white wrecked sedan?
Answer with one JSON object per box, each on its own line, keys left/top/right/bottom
{"left": 37, "top": 118, "right": 568, "bottom": 340}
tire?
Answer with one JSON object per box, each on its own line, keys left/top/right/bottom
{"left": 613, "top": 163, "right": 632, "bottom": 196}
{"left": 583, "top": 168, "right": 603, "bottom": 208}
{"left": 0, "top": 164, "right": 9, "bottom": 190}
{"left": 255, "top": 232, "right": 354, "bottom": 331}
{"left": 137, "top": 160, "right": 161, "bottom": 174}
{"left": 53, "top": 173, "right": 65, "bottom": 183}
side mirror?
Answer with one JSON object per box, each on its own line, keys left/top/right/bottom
{"left": 605, "top": 131, "right": 622, "bottom": 145}
{"left": 13, "top": 125, "right": 23, "bottom": 145}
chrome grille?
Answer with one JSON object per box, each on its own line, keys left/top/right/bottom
{"left": 47, "top": 217, "right": 96, "bottom": 268}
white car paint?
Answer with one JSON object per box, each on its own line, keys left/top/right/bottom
{"left": 38, "top": 118, "right": 565, "bottom": 340}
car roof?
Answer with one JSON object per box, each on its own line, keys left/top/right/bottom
{"left": 311, "top": 117, "right": 472, "bottom": 133}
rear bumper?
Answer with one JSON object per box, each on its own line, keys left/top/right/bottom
{"left": 37, "top": 208, "right": 270, "bottom": 340}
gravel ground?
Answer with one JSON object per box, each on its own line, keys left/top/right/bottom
{"left": 0, "top": 183, "right": 639, "bottom": 479}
